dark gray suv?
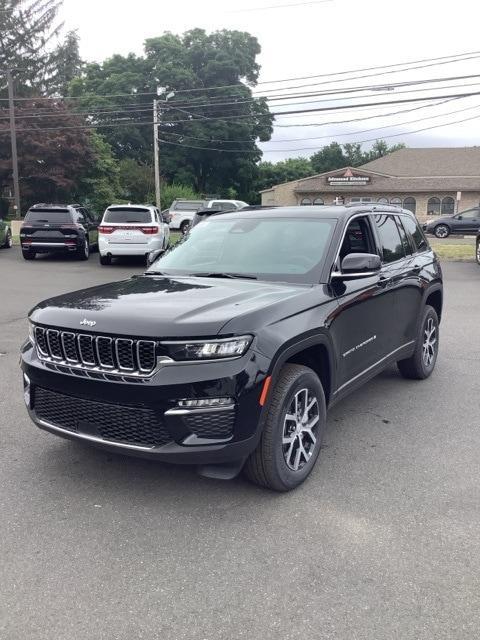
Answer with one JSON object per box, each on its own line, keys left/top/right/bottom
{"left": 423, "top": 207, "right": 480, "bottom": 238}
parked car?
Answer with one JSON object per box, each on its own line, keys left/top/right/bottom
{"left": 20, "top": 204, "right": 98, "bottom": 261}
{"left": 476, "top": 228, "right": 480, "bottom": 265}
{"left": 423, "top": 206, "right": 480, "bottom": 238}
{"left": 169, "top": 199, "right": 248, "bottom": 234}
{"left": 21, "top": 204, "right": 442, "bottom": 491}
{"left": 98, "top": 204, "right": 170, "bottom": 265}
{"left": 0, "top": 216, "right": 12, "bottom": 249}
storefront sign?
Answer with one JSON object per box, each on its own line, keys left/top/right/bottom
{"left": 327, "top": 169, "right": 371, "bottom": 186}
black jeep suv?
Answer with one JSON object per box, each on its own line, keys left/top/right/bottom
{"left": 21, "top": 205, "right": 443, "bottom": 491}
{"left": 20, "top": 203, "right": 98, "bottom": 260}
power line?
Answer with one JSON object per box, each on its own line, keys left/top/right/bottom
{"left": 229, "top": 0, "right": 333, "bottom": 12}
{"left": 3, "top": 91, "right": 480, "bottom": 136}
{"left": 2, "top": 50, "right": 480, "bottom": 102}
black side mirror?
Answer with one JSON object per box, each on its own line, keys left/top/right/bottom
{"left": 333, "top": 252, "right": 381, "bottom": 279}
{"left": 456, "top": 215, "right": 462, "bottom": 220}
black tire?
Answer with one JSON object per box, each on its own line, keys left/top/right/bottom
{"left": 434, "top": 224, "right": 450, "bottom": 239}
{"left": 3, "top": 229, "right": 12, "bottom": 249}
{"left": 99, "top": 254, "right": 111, "bottom": 266}
{"left": 180, "top": 220, "right": 190, "bottom": 236}
{"left": 397, "top": 305, "right": 439, "bottom": 380}
{"left": 77, "top": 238, "right": 89, "bottom": 260}
{"left": 244, "top": 364, "right": 326, "bottom": 492}
{"left": 22, "top": 250, "right": 36, "bottom": 260}
{"left": 476, "top": 240, "right": 480, "bottom": 266}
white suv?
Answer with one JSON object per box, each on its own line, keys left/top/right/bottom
{"left": 98, "top": 204, "right": 170, "bottom": 265}
{"left": 169, "top": 199, "right": 248, "bottom": 234}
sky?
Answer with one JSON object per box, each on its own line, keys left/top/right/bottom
{"left": 60, "top": 0, "right": 480, "bottom": 162}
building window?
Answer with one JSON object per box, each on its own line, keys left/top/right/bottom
{"left": 300, "top": 198, "right": 312, "bottom": 206}
{"left": 427, "top": 197, "right": 441, "bottom": 215}
{"left": 350, "top": 197, "right": 372, "bottom": 203}
{"left": 441, "top": 196, "right": 455, "bottom": 215}
{"left": 390, "top": 197, "right": 402, "bottom": 206}
{"left": 377, "top": 197, "right": 389, "bottom": 204}
{"left": 313, "top": 197, "right": 324, "bottom": 205}
{"left": 403, "top": 197, "right": 416, "bottom": 215}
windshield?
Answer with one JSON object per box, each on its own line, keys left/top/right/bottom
{"left": 172, "top": 201, "right": 204, "bottom": 211}
{"left": 24, "top": 209, "right": 72, "bottom": 224}
{"left": 103, "top": 208, "right": 152, "bottom": 223}
{"left": 148, "top": 216, "right": 336, "bottom": 283}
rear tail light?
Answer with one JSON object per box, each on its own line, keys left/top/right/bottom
{"left": 140, "top": 226, "right": 158, "bottom": 235}
{"left": 65, "top": 239, "right": 77, "bottom": 245}
{"left": 98, "top": 225, "right": 115, "bottom": 234}
{"left": 21, "top": 238, "right": 32, "bottom": 245}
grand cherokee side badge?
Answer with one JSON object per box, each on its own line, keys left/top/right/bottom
{"left": 80, "top": 319, "right": 96, "bottom": 327}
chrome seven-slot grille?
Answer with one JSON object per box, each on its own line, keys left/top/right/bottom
{"left": 34, "top": 326, "right": 157, "bottom": 376}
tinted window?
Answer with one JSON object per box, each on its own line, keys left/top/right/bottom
{"left": 399, "top": 215, "right": 428, "bottom": 252}
{"left": 395, "top": 216, "right": 412, "bottom": 256}
{"left": 211, "top": 202, "right": 236, "bottom": 212}
{"left": 103, "top": 208, "right": 152, "bottom": 223}
{"left": 172, "top": 201, "right": 204, "bottom": 211}
{"left": 457, "top": 208, "right": 479, "bottom": 219}
{"left": 73, "top": 210, "right": 86, "bottom": 223}
{"left": 374, "top": 215, "right": 405, "bottom": 263}
{"left": 148, "top": 217, "right": 336, "bottom": 283}
{"left": 24, "top": 209, "right": 72, "bottom": 224}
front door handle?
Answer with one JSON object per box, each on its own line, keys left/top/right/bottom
{"left": 379, "top": 275, "right": 391, "bottom": 287}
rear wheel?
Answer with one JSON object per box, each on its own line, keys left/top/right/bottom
{"left": 3, "top": 229, "right": 12, "bottom": 248}
{"left": 99, "top": 254, "right": 111, "bottom": 266}
{"left": 180, "top": 220, "right": 190, "bottom": 235}
{"left": 244, "top": 364, "right": 326, "bottom": 492}
{"left": 22, "top": 250, "right": 36, "bottom": 260}
{"left": 397, "top": 305, "right": 439, "bottom": 380}
{"left": 434, "top": 224, "right": 450, "bottom": 239}
{"left": 77, "top": 238, "right": 89, "bottom": 260}
{"left": 476, "top": 239, "right": 480, "bottom": 265}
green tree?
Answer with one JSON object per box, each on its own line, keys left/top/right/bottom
{"left": 310, "top": 142, "right": 347, "bottom": 174}
{"left": 363, "top": 140, "right": 406, "bottom": 163}
{"left": 76, "top": 133, "right": 120, "bottom": 215}
{"left": 50, "top": 30, "right": 83, "bottom": 95}
{"left": 118, "top": 159, "right": 154, "bottom": 203}
{"left": 256, "top": 157, "right": 313, "bottom": 193}
{"left": 0, "top": 0, "right": 63, "bottom": 97}
{"left": 71, "top": 29, "right": 273, "bottom": 200}
{"left": 160, "top": 183, "right": 201, "bottom": 211}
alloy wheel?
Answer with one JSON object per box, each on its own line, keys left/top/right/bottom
{"left": 435, "top": 225, "right": 449, "bottom": 238}
{"left": 422, "top": 317, "right": 437, "bottom": 368}
{"left": 282, "top": 388, "right": 320, "bottom": 472}
{"left": 476, "top": 242, "right": 480, "bottom": 265}
{"left": 6, "top": 231, "right": 12, "bottom": 248}
{"left": 84, "top": 241, "right": 89, "bottom": 258}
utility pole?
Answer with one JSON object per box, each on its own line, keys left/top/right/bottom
{"left": 153, "top": 99, "right": 161, "bottom": 209}
{"left": 7, "top": 69, "right": 21, "bottom": 219}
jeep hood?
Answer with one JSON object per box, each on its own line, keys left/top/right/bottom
{"left": 29, "top": 274, "right": 314, "bottom": 338}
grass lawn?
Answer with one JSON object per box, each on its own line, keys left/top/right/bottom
{"left": 430, "top": 240, "right": 475, "bottom": 262}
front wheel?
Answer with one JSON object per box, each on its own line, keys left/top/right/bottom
{"left": 434, "top": 224, "right": 450, "bottom": 239}
{"left": 397, "top": 305, "right": 439, "bottom": 380}
{"left": 244, "top": 364, "right": 326, "bottom": 492}
{"left": 476, "top": 240, "right": 480, "bottom": 265}
{"left": 180, "top": 220, "right": 190, "bottom": 236}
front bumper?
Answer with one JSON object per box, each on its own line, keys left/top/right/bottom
{"left": 21, "top": 342, "right": 269, "bottom": 465}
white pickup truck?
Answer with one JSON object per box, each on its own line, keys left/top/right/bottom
{"left": 168, "top": 199, "right": 248, "bottom": 234}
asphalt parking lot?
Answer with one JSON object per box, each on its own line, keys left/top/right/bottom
{"left": 1, "top": 247, "right": 479, "bottom": 640}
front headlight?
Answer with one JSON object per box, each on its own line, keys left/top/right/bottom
{"left": 163, "top": 335, "right": 252, "bottom": 361}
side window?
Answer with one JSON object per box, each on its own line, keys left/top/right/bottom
{"left": 374, "top": 214, "right": 405, "bottom": 263}
{"left": 457, "top": 208, "right": 479, "bottom": 219}
{"left": 401, "top": 215, "right": 428, "bottom": 252}
{"left": 395, "top": 216, "right": 412, "bottom": 256}
{"left": 73, "top": 209, "right": 86, "bottom": 224}
{"left": 338, "top": 216, "right": 375, "bottom": 262}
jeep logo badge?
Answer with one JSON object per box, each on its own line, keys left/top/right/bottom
{"left": 80, "top": 318, "right": 96, "bottom": 327}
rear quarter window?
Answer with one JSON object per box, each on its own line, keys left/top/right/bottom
{"left": 401, "top": 215, "right": 429, "bottom": 252}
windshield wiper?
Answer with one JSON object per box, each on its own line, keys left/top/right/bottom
{"left": 192, "top": 272, "right": 257, "bottom": 280}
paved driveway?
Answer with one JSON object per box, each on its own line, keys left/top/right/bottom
{"left": 1, "top": 248, "right": 479, "bottom": 640}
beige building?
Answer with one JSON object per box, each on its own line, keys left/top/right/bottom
{"left": 260, "top": 147, "right": 480, "bottom": 222}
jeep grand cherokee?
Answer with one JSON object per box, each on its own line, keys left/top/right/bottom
{"left": 20, "top": 205, "right": 443, "bottom": 491}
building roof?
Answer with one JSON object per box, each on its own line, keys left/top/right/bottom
{"left": 359, "top": 147, "right": 480, "bottom": 177}
{"left": 295, "top": 175, "right": 480, "bottom": 193}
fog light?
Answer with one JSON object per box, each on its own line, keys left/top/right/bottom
{"left": 177, "top": 397, "right": 233, "bottom": 408}
{"left": 23, "top": 373, "right": 31, "bottom": 408}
